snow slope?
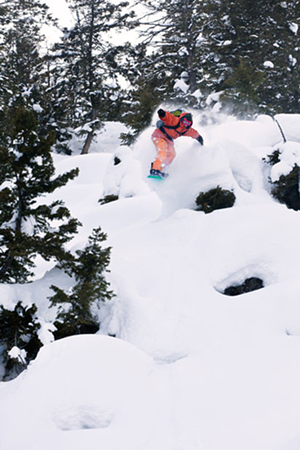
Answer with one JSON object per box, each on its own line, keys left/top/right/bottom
{"left": 1, "top": 113, "right": 300, "bottom": 450}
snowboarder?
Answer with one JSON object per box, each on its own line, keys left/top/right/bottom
{"left": 149, "top": 108, "right": 204, "bottom": 178}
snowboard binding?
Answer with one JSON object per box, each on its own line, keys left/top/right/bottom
{"left": 148, "top": 164, "right": 169, "bottom": 180}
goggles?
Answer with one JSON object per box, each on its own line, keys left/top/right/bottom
{"left": 182, "top": 118, "right": 192, "bottom": 127}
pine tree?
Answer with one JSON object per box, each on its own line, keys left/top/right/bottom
{"left": 0, "top": 0, "right": 80, "bottom": 283}
{"left": 121, "top": 0, "right": 212, "bottom": 140}
{"left": 0, "top": 104, "right": 80, "bottom": 282}
{"left": 138, "top": 0, "right": 209, "bottom": 98}
{"left": 204, "top": 0, "right": 300, "bottom": 115}
{"left": 120, "top": 43, "right": 165, "bottom": 143}
{"left": 258, "top": 0, "right": 300, "bottom": 113}
{"left": 50, "top": 0, "right": 135, "bottom": 154}
{"left": 49, "top": 227, "right": 114, "bottom": 339}
{"left": 220, "top": 58, "right": 265, "bottom": 118}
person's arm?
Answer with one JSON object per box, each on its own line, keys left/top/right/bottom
{"left": 196, "top": 135, "right": 204, "bottom": 145}
{"left": 157, "top": 109, "right": 178, "bottom": 126}
{"left": 186, "top": 127, "right": 204, "bottom": 145}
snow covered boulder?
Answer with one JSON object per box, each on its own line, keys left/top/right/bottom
{"left": 266, "top": 142, "right": 300, "bottom": 210}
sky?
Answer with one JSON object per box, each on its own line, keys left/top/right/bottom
{"left": 1, "top": 109, "right": 300, "bottom": 449}
{"left": 42, "top": 0, "right": 140, "bottom": 46}
{"left": 44, "top": 0, "right": 73, "bottom": 27}
{"left": 42, "top": 0, "right": 73, "bottom": 45}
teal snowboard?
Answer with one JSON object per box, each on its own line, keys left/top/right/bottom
{"left": 147, "top": 174, "right": 166, "bottom": 180}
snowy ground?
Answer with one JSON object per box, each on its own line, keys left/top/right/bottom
{"left": 1, "top": 113, "right": 300, "bottom": 450}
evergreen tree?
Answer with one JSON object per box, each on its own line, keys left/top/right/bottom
{"left": 0, "top": 0, "right": 56, "bottom": 116}
{"left": 138, "top": 0, "right": 209, "bottom": 98}
{"left": 120, "top": 43, "right": 165, "bottom": 143}
{"left": 121, "top": 0, "right": 211, "bottom": 140}
{"left": 258, "top": 0, "right": 300, "bottom": 113}
{"left": 0, "top": 104, "right": 80, "bottom": 282}
{"left": 0, "top": 0, "right": 80, "bottom": 283}
{"left": 220, "top": 58, "right": 264, "bottom": 117}
{"left": 204, "top": 0, "right": 300, "bottom": 115}
{"left": 49, "top": 227, "right": 114, "bottom": 339}
{"left": 50, "top": 0, "right": 135, "bottom": 154}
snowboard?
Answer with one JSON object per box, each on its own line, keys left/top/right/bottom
{"left": 147, "top": 174, "right": 166, "bottom": 180}
{"left": 147, "top": 172, "right": 169, "bottom": 180}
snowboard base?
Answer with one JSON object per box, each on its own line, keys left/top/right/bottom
{"left": 147, "top": 175, "right": 166, "bottom": 180}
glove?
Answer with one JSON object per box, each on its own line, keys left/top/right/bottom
{"left": 196, "top": 135, "right": 204, "bottom": 145}
{"left": 158, "top": 109, "right": 166, "bottom": 118}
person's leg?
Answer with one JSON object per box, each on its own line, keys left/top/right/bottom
{"left": 151, "top": 136, "right": 175, "bottom": 171}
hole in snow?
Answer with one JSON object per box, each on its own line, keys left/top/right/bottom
{"left": 54, "top": 406, "right": 113, "bottom": 431}
{"left": 214, "top": 265, "right": 273, "bottom": 296}
{"left": 223, "top": 277, "right": 264, "bottom": 296}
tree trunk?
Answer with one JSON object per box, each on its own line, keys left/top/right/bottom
{"left": 81, "top": 0, "right": 96, "bottom": 156}
{"left": 0, "top": 255, "right": 15, "bottom": 279}
{"left": 81, "top": 131, "right": 94, "bottom": 155}
{"left": 189, "top": 69, "right": 197, "bottom": 94}
{"left": 81, "top": 101, "right": 97, "bottom": 155}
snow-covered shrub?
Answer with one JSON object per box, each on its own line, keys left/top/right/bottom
{"left": 263, "top": 149, "right": 281, "bottom": 166}
{"left": 264, "top": 143, "right": 300, "bottom": 210}
{"left": 99, "top": 194, "right": 119, "bottom": 205}
{"left": 195, "top": 186, "right": 236, "bottom": 214}
{"left": 0, "top": 301, "right": 42, "bottom": 380}
{"left": 270, "top": 164, "right": 300, "bottom": 211}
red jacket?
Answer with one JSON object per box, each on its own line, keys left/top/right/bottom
{"left": 154, "top": 110, "right": 200, "bottom": 141}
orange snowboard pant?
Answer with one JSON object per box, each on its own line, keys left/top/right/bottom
{"left": 151, "top": 129, "right": 175, "bottom": 171}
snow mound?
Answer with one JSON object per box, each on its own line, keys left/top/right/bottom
{"left": 0, "top": 335, "right": 157, "bottom": 450}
